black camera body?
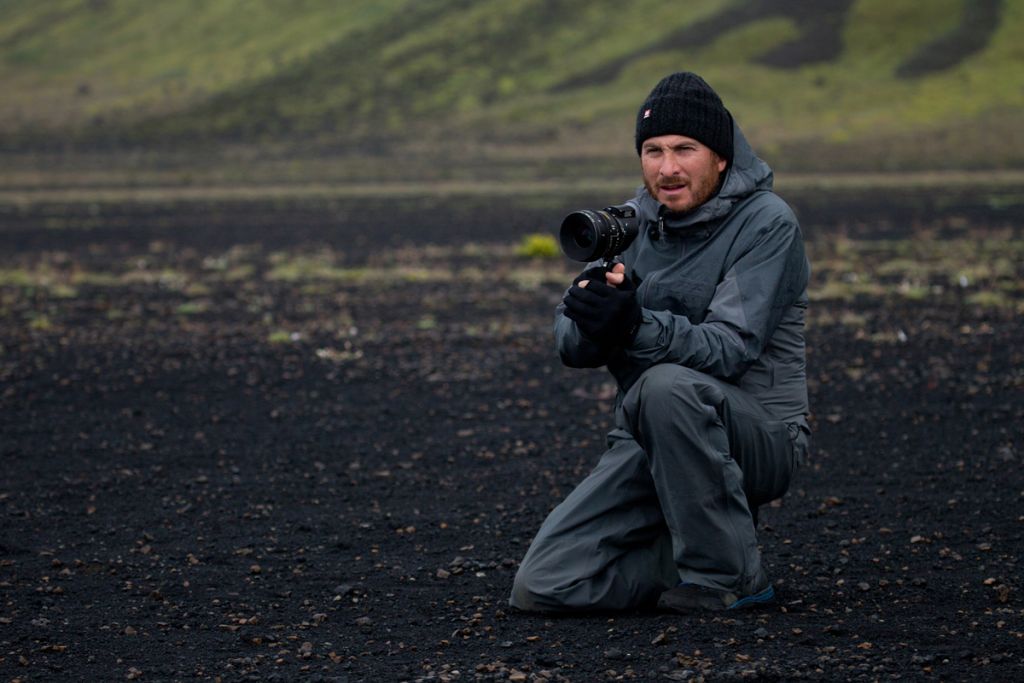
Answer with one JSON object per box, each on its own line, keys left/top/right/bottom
{"left": 558, "top": 202, "right": 640, "bottom": 263}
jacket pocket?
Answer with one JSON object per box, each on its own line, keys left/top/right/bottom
{"left": 640, "top": 276, "right": 715, "bottom": 323}
{"left": 740, "top": 357, "right": 775, "bottom": 391}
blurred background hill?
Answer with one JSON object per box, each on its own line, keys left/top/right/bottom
{"left": 2, "top": 0, "right": 1022, "bottom": 188}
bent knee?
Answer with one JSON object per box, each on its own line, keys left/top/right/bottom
{"left": 623, "top": 365, "right": 725, "bottom": 439}
{"left": 509, "top": 565, "right": 563, "bottom": 613}
{"left": 631, "top": 364, "right": 713, "bottom": 410}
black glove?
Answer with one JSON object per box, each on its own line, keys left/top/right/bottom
{"left": 571, "top": 266, "right": 608, "bottom": 288}
{"left": 562, "top": 270, "right": 642, "bottom": 348}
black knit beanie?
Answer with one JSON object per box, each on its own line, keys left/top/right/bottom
{"left": 635, "top": 72, "right": 733, "bottom": 162}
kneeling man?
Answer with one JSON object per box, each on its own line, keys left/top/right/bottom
{"left": 511, "top": 72, "right": 811, "bottom": 613}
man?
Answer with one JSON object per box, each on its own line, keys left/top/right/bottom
{"left": 510, "top": 72, "right": 810, "bottom": 613}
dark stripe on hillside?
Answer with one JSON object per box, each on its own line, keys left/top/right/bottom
{"left": 553, "top": 0, "right": 854, "bottom": 92}
{"left": 896, "top": 0, "right": 1002, "bottom": 78}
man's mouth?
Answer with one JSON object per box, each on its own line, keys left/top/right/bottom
{"left": 659, "top": 182, "right": 687, "bottom": 193}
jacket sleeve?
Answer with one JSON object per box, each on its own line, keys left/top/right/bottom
{"left": 621, "top": 214, "right": 808, "bottom": 382}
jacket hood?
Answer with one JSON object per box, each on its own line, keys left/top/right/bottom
{"left": 636, "top": 121, "right": 774, "bottom": 231}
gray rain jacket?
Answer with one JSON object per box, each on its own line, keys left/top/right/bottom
{"left": 555, "top": 123, "right": 810, "bottom": 428}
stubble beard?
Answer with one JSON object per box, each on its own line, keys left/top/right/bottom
{"left": 645, "top": 163, "right": 724, "bottom": 215}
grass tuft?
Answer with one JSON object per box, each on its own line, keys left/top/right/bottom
{"left": 515, "top": 233, "right": 559, "bottom": 259}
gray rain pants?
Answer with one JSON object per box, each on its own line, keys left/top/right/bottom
{"left": 510, "top": 364, "right": 803, "bottom": 612}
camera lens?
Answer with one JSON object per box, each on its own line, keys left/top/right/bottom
{"left": 558, "top": 204, "right": 638, "bottom": 262}
{"left": 572, "top": 225, "right": 595, "bottom": 249}
{"left": 561, "top": 211, "right": 599, "bottom": 260}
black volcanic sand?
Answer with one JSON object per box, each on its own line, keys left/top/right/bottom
{"left": 1, "top": 195, "right": 1022, "bottom": 681}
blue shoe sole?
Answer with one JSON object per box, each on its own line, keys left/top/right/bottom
{"left": 727, "top": 584, "right": 775, "bottom": 610}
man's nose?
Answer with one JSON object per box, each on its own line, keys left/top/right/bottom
{"left": 659, "top": 154, "right": 682, "bottom": 177}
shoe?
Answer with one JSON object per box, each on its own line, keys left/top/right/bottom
{"left": 657, "top": 580, "right": 776, "bottom": 613}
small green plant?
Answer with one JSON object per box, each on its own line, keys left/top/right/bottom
{"left": 267, "top": 330, "right": 301, "bottom": 344}
{"left": 966, "top": 290, "right": 1012, "bottom": 310}
{"left": 516, "top": 233, "right": 559, "bottom": 259}
{"left": 176, "top": 301, "right": 209, "bottom": 315}
{"left": 28, "top": 314, "right": 53, "bottom": 331}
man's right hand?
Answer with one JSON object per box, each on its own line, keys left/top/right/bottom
{"left": 576, "top": 263, "right": 629, "bottom": 289}
{"left": 563, "top": 264, "right": 641, "bottom": 348}
{"left": 572, "top": 266, "right": 608, "bottom": 290}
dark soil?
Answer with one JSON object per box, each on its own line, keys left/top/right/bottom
{"left": 1, "top": 195, "right": 1022, "bottom": 681}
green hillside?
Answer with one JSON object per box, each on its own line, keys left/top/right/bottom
{"left": 2, "top": 0, "right": 1023, "bottom": 179}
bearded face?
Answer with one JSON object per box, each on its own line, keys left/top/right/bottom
{"left": 640, "top": 134, "right": 728, "bottom": 214}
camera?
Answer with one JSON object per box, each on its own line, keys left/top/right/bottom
{"left": 558, "top": 202, "right": 640, "bottom": 263}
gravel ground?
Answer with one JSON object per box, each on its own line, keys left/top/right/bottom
{"left": 1, "top": 196, "right": 1022, "bottom": 681}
